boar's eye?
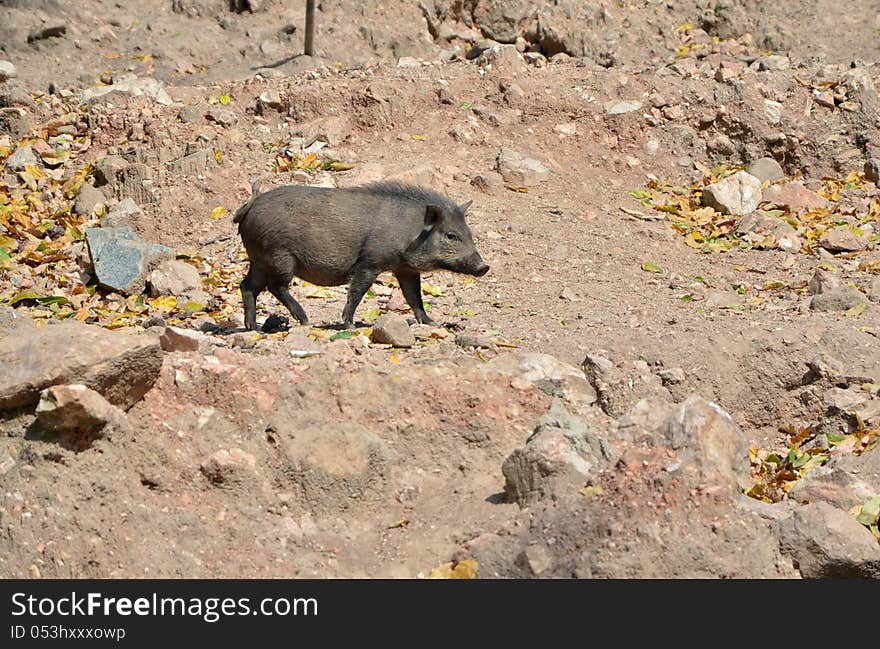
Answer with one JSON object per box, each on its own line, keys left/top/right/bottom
{"left": 445, "top": 231, "right": 461, "bottom": 242}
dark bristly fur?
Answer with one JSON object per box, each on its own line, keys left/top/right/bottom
{"left": 234, "top": 182, "right": 489, "bottom": 331}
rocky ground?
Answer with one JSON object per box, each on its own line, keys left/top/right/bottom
{"left": 1, "top": 0, "right": 879, "bottom": 578}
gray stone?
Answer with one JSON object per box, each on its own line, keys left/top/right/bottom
{"left": 701, "top": 171, "right": 762, "bottom": 215}
{"left": 0, "top": 107, "right": 31, "bottom": 139}
{"left": 0, "top": 60, "right": 16, "bottom": 82}
{"left": 864, "top": 158, "right": 880, "bottom": 183}
{"left": 85, "top": 227, "right": 173, "bottom": 295}
{"left": 148, "top": 259, "right": 202, "bottom": 297}
{"left": 94, "top": 155, "right": 128, "bottom": 190}
{"left": 502, "top": 399, "right": 614, "bottom": 505}
{"left": 810, "top": 286, "right": 868, "bottom": 312}
{"left": 165, "top": 149, "right": 209, "bottom": 176}
{"left": 371, "top": 314, "right": 415, "bottom": 348}
{"left": 475, "top": 44, "right": 526, "bottom": 73}
{"left": 466, "top": 38, "right": 498, "bottom": 60}
{"left": 757, "top": 55, "right": 790, "bottom": 71}
{"left": 470, "top": 171, "right": 504, "bottom": 194}
{"left": 516, "top": 544, "right": 553, "bottom": 576}
{"left": 790, "top": 448, "right": 880, "bottom": 510}
{"left": 746, "top": 157, "right": 785, "bottom": 184}
{"left": 0, "top": 321, "right": 163, "bottom": 411}
{"left": 733, "top": 213, "right": 801, "bottom": 252}
{"left": 808, "top": 269, "right": 840, "bottom": 295}
{"left": 206, "top": 108, "right": 237, "bottom": 127}
{"left": 35, "top": 384, "right": 129, "bottom": 450}
{"left": 664, "top": 396, "right": 750, "bottom": 494}
{"left": 73, "top": 183, "right": 106, "bottom": 217}
{"left": 763, "top": 99, "right": 782, "bottom": 125}
{"left": 159, "top": 327, "right": 214, "bottom": 353}
{"left": 5, "top": 145, "right": 37, "bottom": 171}
{"left": 707, "top": 134, "right": 736, "bottom": 156}
{"left": 777, "top": 502, "right": 880, "bottom": 578}
{"left": 819, "top": 227, "right": 869, "bottom": 252}
{"left": 27, "top": 24, "right": 66, "bottom": 43}
{"left": 200, "top": 448, "right": 258, "bottom": 487}
{"left": 479, "top": 0, "right": 530, "bottom": 43}
{"left": 604, "top": 100, "right": 643, "bottom": 115}
{"left": 100, "top": 198, "right": 143, "bottom": 229}
{"left": 495, "top": 148, "right": 550, "bottom": 186}
{"left": 177, "top": 105, "right": 203, "bottom": 123}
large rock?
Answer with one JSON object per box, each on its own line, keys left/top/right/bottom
{"left": 5, "top": 145, "right": 37, "bottom": 171}
{"left": 100, "top": 198, "right": 143, "bottom": 229}
{"left": 746, "top": 157, "right": 784, "bottom": 184}
{"left": 478, "top": 0, "right": 533, "bottom": 43}
{"left": 762, "top": 182, "right": 832, "bottom": 211}
{"left": 73, "top": 183, "right": 106, "bottom": 217}
{"left": 701, "top": 171, "right": 762, "bottom": 215}
{"left": 810, "top": 286, "right": 868, "bottom": 312}
{"left": 148, "top": 259, "right": 202, "bottom": 298}
{"left": 733, "top": 212, "right": 802, "bottom": 252}
{"left": 502, "top": 399, "right": 613, "bottom": 505}
{"left": 81, "top": 74, "right": 173, "bottom": 106}
{"left": 34, "top": 384, "right": 129, "bottom": 451}
{"left": 0, "top": 60, "right": 16, "bottom": 82}
{"left": 604, "top": 100, "right": 642, "bottom": 115}
{"left": 664, "top": 396, "right": 750, "bottom": 494}
{"left": 495, "top": 148, "right": 549, "bottom": 186}
{"left": 777, "top": 502, "right": 880, "bottom": 578}
{"left": 0, "top": 321, "right": 163, "bottom": 411}
{"left": 94, "top": 155, "right": 128, "bottom": 191}
{"left": 489, "top": 352, "right": 597, "bottom": 407}
{"left": 790, "top": 448, "right": 880, "bottom": 510}
{"left": 371, "top": 314, "right": 415, "bottom": 347}
{"left": 819, "top": 227, "right": 869, "bottom": 252}
{"left": 85, "top": 227, "right": 173, "bottom": 295}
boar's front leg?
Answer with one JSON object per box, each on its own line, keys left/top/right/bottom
{"left": 395, "top": 269, "right": 437, "bottom": 326}
{"left": 341, "top": 268, "right": 380, "bottom": 329}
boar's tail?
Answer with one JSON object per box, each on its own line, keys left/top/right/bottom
{"left": 232, "top": 179, "right": 269, "bottom": 224}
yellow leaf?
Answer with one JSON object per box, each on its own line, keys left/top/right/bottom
{"left": 389, "top": 353, "right": 400, "bottom": 363}
{"left": 214, "top": 150, "right": 222, "bottom": 163}
{"left": 427, "top": 559, "right": 478, "bottom": 579}
{"left": 219, "top": 94, "right": 231, "bottom": 105}
{"left": 845, "top": 303, "right": 866, "bottom": 318}
{"left": 410, "top": 134, "right": 427, "bottom": 141}
{"left": 421, "top": 282, "right": 443, "bottom": 297}
{"left": 580, "top": 485, "right": 604, "bottom": 497}
{"left": 505, "top": 185, "right": 529, "bottom": 193}
{"left": 149, "top": 296, "right": 178, "bottom": 310}
{"left": 304, "top": 284, "right": 335, "bottom": 299}
{"left": 210, "top": 206, "right": 227, "bottom": 220}
{"left": 361, "top": 307, "right": 381, "bottom": 322}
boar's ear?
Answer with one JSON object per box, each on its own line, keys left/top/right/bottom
{"left": 424, "top": 204, "right": 444, "bottom": 228}
{"left": 459, "top": 200, "right": 473, "bottom": 212}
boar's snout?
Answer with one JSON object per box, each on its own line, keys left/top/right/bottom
{"left": 467, "top": 254, "right": 490, "bottom": 277}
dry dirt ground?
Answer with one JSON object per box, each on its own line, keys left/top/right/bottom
{"left": 1, "top": 1, "right": 879, "bottom": 578}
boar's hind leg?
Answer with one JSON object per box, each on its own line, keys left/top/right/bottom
{"left": 267, "top": 280, "right": 309, "bottom": 326}
{"left": 241, "top": 266, "right": 267, "bottom": 331}
{"left": 395, "top": 270, "right": 437, "bottom": 326}
{"left": 341, "top": 268, "right": 379, "bottom": 329}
